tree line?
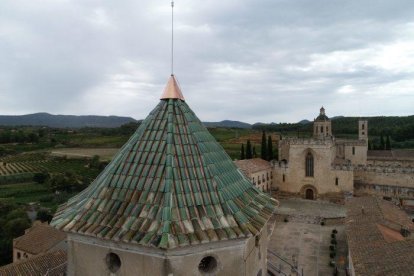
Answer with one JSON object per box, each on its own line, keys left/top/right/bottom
{"left": 240, "top": 131, "right": 275, "bottom": 161}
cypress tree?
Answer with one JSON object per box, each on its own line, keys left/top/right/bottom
{"left": 261, "top": 131, "right": 267, "bottom": 160}
{"left": 368, "top": 140, "right": 372, "bottom": 150}
{"left": 240, "top": 144, "right": 245, "bottom": 160}
{"left": 267, "top": 135, "right": 273, "bottom": 161}
{"left": 380, "top": 134, "right": 385, "bottom": 150}
{"left": 246, "top": 140, "right": 252, "bottom": 159}
{"left": 386, "top": 135, "right": 391, "bottom": 150}
{"left": 253, "top": 145, "right": 257, "bottom": 158}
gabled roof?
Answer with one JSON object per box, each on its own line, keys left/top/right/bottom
{"left": 234, "top": 158, "right": 272, "bottom": 176}
{"left": 0, "top": 250, "right": 66, "bottom": 276}
{"left": 51, "top": 75, "right": 277, "bottom": 249}
{"left": 14, "top": 223, "right": 66, "bottom": 255}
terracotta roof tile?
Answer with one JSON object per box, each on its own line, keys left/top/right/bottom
{"left": 0, "top": 250, "right": 66, "bottom": 276}
{"left": 51, "top": 75, "right": 277, "bottom": 249}
{"left": 345, "top": 197, "right": 414, "bottom": 275}
{"left": 234, "top": 158, "right": 272, "bottom": 176}
{"left": 14, "top": 223, "right": 66, "bottom": 255}
{"left": 368, "top": 149, "right": 414, "bottom": 160}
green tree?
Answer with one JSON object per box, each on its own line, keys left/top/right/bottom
{"left": 261, "top": 131, "right": 267, "bottom": 159}
{"left": 37, "top": 209, "right": 53, "bottom": 223}
{"left": 246, "top": 140, "right": 252, "bottom": 159}
{"left": 33, "top": 171, "right": 50, "bottom": 184}
{"left": 4, "top": 218, "right": 30, "bottom": 238}
{"left": 90, "top": 155, "right": 100, "bottom": 169}
{"left": 380, "top": 134, "right": 385, "bottom": 150}
{"left": 386, "top": 135, "right": 391, "bottom": 150}
{"left": 267, "top": 135, "right": 273, "bottom": 161}
{"left": 253, "top": 145, "right": 257, "bottom": 158}
{"left": 240, "top": 144, "right": 245, "bottom": 160}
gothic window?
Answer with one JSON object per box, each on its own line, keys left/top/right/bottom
{"left": 335, "top": 177, "right": 339, "bottom": 186}
{"left": 320, "top": 126, "right": 323, "bottom": 133}
{"left": 305, "top": 152, "right": 314, "bottom": 177}
{"left": 362, "top": 124, "right": 365, "bottom": 130}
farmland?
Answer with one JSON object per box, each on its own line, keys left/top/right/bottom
{"left": 0, "top": 126, "right": 272, "bottom": 212}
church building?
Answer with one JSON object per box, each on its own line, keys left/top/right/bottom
{"left": 274, "top": 107, "right": 367, "bottom": 200}
{"left": 51, "top": 75, "right": 277, "bottom": 276}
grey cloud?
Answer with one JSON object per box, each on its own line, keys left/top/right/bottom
{"left": 0, "top": 0, "right": 413, "bottom": 123}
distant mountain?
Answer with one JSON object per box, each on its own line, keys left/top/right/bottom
{"left": 203, "top": 120, "right": 251, "bottom": 129}
{"left": 0, "top": 113, "right": 137, "bottom": 128}
{"left": 298, "top": 119, "right": 311, "bottom": 124}
{"left": 331, "top": 116, "right": 345, "bottom": 120}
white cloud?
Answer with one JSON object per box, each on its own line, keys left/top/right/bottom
{"left": 0, "top": 0, "right": 413, "bottom": 122}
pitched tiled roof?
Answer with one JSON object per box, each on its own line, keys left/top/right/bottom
{"left": 234, "top": 158, "right": 272, "bottom": 176}
{"left": 368, "top": 149, "right": 414, "bottom": 160}
{"left": 14, "top": 223, "right": 66, "bottom": 255}
{"left": 0, "top": 250, "right": 66, "bottom": 276}
{"left": 345, "top": 197, "right": 414, "bottom": 275}
{"left": 51, "top": 75, "right": 277, "bottom": 249}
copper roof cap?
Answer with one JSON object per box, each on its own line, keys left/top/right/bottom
{"left": 160, "top": 74, "right": 185, "bottom": 100}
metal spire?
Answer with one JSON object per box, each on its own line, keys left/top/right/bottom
{"left": 171, "top": 1, "right": 174, "bottom": 75}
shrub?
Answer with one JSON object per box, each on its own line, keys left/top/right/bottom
{"left": 332, "top": 229, "right": 338, "bottom": 234}
{"left": 331, "top": 239, "right": 337, "bottom": 245}
{"left": 37, "top": 209, "right": 53, "bottom": 223}
{"left": 330, "top": 252, "right": 336, "bottom": 258}
{"left": 33, "top": 172, "right": 50, "bottom": 184}
{"left": 329, "top": 260, "right": 335, "bottom": 267}
{"left": 329, "top": 245, "right": 336, "bottom": 251}
{"left": 331, "top": 233, "right": 336, "bottom": 239}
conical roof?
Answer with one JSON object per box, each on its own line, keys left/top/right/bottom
{"left": 51, "top": 76, "right": 277, "bottom": 249}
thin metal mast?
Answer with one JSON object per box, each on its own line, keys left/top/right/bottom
{"left": 171, "top": 1, "right": 174, "bottom": 76}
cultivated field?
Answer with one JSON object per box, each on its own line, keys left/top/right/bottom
{"left": 50, "top": 148, "right": 119, "bottom": 160}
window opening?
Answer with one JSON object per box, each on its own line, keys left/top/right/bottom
{"left": 106, "top": 253, "right": 121, "bottom": 273}
{"left": 305, "top": 152, "right": 314, "bottom": 177}
{"left": 198, "top": 256, "right": 218, "bottom": 274}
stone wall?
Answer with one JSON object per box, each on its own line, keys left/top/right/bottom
{"left": 354, "top": 166, "right": 414, "bottom": 188}
{"left": 66, "top": 226, "right": 269, "bottom": 276}
{"left": 250, "top": 169, "right": 273, "bottom": 192}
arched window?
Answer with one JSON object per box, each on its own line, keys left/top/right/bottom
{"left": 305, "top": 152, "right": 314, "bottom": 177}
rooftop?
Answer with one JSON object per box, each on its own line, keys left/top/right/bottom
{"left": 315, "top": 106, "right": 329, "bottom": 121}
{"left": 234, "top": 158, "right": 272, "bottom": 176}
{"left": 51, "top": 75, "right": 277, "bottom": 249}
{"left": 345, "top": 197, "right": 414, "bottom": 275}
{"left": 368, "top": 149, "right": 414, "bottom": 161}
{"left": 0, "top": 250, "right": 66, "bottom": 276}
{"left": 13, "top": 223, "right": 66, "bottom": 255}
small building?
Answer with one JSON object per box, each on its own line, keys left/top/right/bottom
{"left": 345, "top": 197, "right": 414, "bottom": 276}
{"left": 234, "top": 158, "right": 273, "bottom": 192}
{"left": 0, "top": 249, "right": 66, "bottom": 276}
{"left": 13, "top": 222, "right": 66, "bottom": 263}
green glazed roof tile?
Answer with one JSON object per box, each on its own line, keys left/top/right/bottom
{"left": 51, "top": 75, "right": 276, "bottom": 249}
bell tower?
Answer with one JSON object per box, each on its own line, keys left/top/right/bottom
{"left": 313, "top": 107, "right": 332, "bottom": 139}
{"left": 358, "top": 120, "right": 368, "bottom": 141}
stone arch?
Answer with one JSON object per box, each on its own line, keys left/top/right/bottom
{"left": 300, "top": 184, "right": 318, "bottom": 200}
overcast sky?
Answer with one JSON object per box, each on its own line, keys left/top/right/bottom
{"left": 1, "top": 0, "right": 413, "bottom": 123}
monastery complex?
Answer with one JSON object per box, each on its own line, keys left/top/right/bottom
{"left": 272, "top": 107, "right": 414, "bottom": 206}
